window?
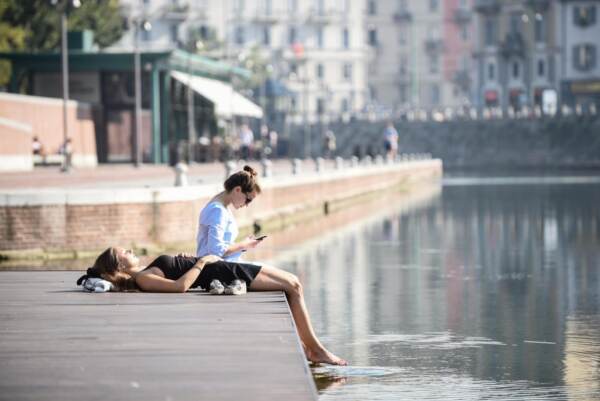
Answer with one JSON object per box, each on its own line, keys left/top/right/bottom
{"left": 512, "top": 61, "right": 520, "bottom": 78}
{"left": 317, "top": 98, "right": 325, "bottom": 114}
{"left": 233, "top": 0, "right": 244, "bottom": 13}
{"left": 399, "top": 56, "right": 408, "bottom": 75}
{"left": 535, "top": 15, "right": 545, "bottom": 42}
{"left": 431, "top": 84, "right": 440, "bottom": 105}
{"left": 289, "top": 27, "right": 297, "bottom": 45}
{"left": 316, "top": 0, "right": 325, "bottom": 15}
{"left": 573, "top": 5, "right": 596, "bottom": 27}
{"left": 538, "top": 59, "right": 545, "bottom": 77}
{"left": 429, "top": 54, "right": 438, "bottom": 74}
{"left": 429, "top": 0, "right": 438, "bottom": 12}
{"left": 342, "top": 28, "right": 349, "bottom": 49}
{"left": 341, "top": 98, "right": 349, "bottom": 112}
{"left": 509, "top": 12, "right": 521, "bottom": 34}
{"left": 263, "top": 27, "right": 271, "bottom": 45}
{"left": 573, "top": 44, "right": 596, "bottom": 71}
{"left": 343, "top": 63, "right": 353, "bottom": 81}
{"left": 265, "top": 0, "right": 272, "bottom": 15}
{"left": 170, "top": 24, "right": 178, "bottom": 43}
{"left": 317, "top": 27, "right": 324, "bottom": 48}
{"left": 235, "top": 26, "right": 245, "bottom": 45}
{"left": 142, "top": 29, "right": 150, "bottom": 41}
{"left": 368, "top": 0, "right": 377, "bottom": 15}
{"left": 398, "top": 26, "right": 406, "bottom": 45}
{"left": 485, "top": 17, "right": 496, "bottom": 45}
{"left": 461, "top": 25, "right": 469, "bottom": 40}
{"left": 288, "top": 0, "right": 297, "bottom": 13}
{"left": 368, "top": 28, "right": 378, "bottom": 46}
{"left": 399, "top": 84, "right": 408, "bottom": 103}
{"left": 316, "top": 63, "right": 324, "bottom": 79}
{"left": 488, "top": 63, "right": 495, "bottom": 81}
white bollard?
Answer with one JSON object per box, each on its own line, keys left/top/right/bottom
{"left": 334, "top": 156, "right": 344, "bottom": 170}
{"left": 315, "top": 157, "right": 325, "bottom": 172}
{"left": 292, "top": 158, "right": 302, "bottom": 175}
{"left": 350, "top": 156, "right": 359, "bottom": 167}
{"left": 363, "top": 155, "right": 372, "bottom": 166}
{"left": 224, "top": 160, "right": 237, "bottom": 179}
{"left": 375, "top": 155, "right": 384, "bottom": 165}
{"left": 261, "top": 159, "right": 272, "bottom": 178}
{"left": 174, "top": 162, "right": 188, "bottom": 187}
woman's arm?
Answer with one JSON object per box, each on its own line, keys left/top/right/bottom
{"left": 135, "top": 257, "right": 216, "bottom": 293}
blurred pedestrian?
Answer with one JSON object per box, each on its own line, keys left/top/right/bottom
{"left": 269, "top": 130, "right": 278, "bottom": 157}
{"left": 323, "top": 129, "right": 336, "bottom": 159}
{"left": 383, "top": 121, "right": 398, "bottom": 160}
{"left": 60, "top": 137, "right": 73, "bottom": 171}
{"left": 238, "top": 124, "right": 254, "bottom": 160}
{"left": 32, "top": 136, "right": 45, "bottom": 156}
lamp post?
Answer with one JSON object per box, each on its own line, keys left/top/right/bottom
{"left": 133, "top": 19, "right": 151, "bottom": 167}
{"left": 187, "top": 40, "right": 203, "bottom": 164}
{"left": 51, "top": 0, "right": 81, "bottom": 172}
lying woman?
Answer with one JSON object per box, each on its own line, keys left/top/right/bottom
{"left": 77, "top": 247, "right": 347, "bottom": 366}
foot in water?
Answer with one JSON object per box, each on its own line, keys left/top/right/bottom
{"left": 306, "top": 348, "right": 348, "bottom": 366}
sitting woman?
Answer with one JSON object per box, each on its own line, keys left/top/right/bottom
{"left": 78, "top": 247, "right": 347, "bottom": 366}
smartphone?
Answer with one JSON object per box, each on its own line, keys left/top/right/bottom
{"left": 256, "top": 235, "right": 268, "bottom": 241}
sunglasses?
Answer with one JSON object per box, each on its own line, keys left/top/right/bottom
{"left": 244, "top": 193, "right": 254, "bottom": 205}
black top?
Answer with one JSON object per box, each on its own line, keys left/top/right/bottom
{"left": 144, "top": 255, "right": 200, "bottom": 281}
{"left": 143, "top": 255, "right": 262, "bottom": 290}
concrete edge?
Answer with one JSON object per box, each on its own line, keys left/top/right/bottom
{"left": 0, "top": 172, "right": 441, "bottom": 262}
{"left": 0, "top": 159, "right": 441, "bottom": 207}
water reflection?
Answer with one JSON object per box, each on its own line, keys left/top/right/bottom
{"left": 277, "top": 179, "right": 600, "bottom": 401}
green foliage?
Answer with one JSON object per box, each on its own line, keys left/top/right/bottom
{"left": 0, "top": 0, "right": 124, "bottom": 85}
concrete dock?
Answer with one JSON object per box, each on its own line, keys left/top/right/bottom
{"left": 0, "top": 271, "right": 318, "bottom": 401}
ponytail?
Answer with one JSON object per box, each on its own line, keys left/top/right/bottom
{"left": 224, "top": 165, "right": 262, "bottom": 194}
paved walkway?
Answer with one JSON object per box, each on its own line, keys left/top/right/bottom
{"left": 0, "top": 271, "right": 317, "bottom": 401}
{"left": 0, "top": 159, "right": 335, "bottom": 190}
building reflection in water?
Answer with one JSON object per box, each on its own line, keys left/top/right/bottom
{"left": 276, "top": 181, "right": 600, "bottom": 400}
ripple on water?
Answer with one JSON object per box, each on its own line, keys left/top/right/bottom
{"left": 355, "top": 332, "right": 506, "bottom": 349}
{"left": 318, "top": 372, "right": 600, "bottom": 401}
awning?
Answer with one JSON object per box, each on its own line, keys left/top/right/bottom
{"left": 171, "top": 71, "right": 263, "bottom": 119}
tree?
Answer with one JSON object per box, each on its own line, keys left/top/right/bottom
{"left": 0, "top": 0, "right": 124, "bottom": 86}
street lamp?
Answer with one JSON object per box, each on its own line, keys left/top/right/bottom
{"left": 50, "top": 0, "right": 81, "bottom": 173}
{"left": 133, "top": 18, "right": 152, "bottom": 167}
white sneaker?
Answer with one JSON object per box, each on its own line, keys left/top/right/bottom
{"left": 224, "top": 279, "right": 247, "bottom": 295}
{"left": 209, "top": 279, "right": 225, "bottom": 295}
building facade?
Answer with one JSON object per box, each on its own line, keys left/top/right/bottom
{"left": 473, "top": 0, "right": 562, "bottom": 110}
{"left": 118, "top": 0, "right": 370, "bottom": 124}
{"left": 365, "top": 0, "right": 476, "bottom": 114}
{"left": 558, "top": 0, "right": 600, "bottom": 107}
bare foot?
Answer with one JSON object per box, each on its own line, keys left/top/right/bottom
{"left": 306, "top": 348, "right": 348, "bottom": 366}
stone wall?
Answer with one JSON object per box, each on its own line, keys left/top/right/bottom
{"left": 0, "top": 160, "right": 442, "bottom": 255}
{"left": 288, "top": 114, "right": 600, "bottom": 169}
{"left": 0, "top": 93, "right": 98, "bottom": 170}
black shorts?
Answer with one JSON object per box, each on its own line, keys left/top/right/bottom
{"left": 194, "top": 261, "right": 262, "bottom": 290}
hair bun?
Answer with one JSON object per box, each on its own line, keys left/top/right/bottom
{"left": 243, "top": 165, "right": 257, "bottom": 177}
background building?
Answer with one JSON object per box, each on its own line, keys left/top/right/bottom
{"left": 366, "top": 0, "right": 476, "bottom": 115}
{"left": 558, "top": 0, "right": 600, "bottom": 107}
{"left": 473, "top": 0, "right": 562, "bottom": 111}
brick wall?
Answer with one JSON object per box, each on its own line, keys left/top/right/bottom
{"left": 0, "top": 161, "right": 442, "bottom": 253}
{"left": 0, "top": 117, "right": 32, "bottom": 171}
{"left": 0, "top": 93, "right": 97, "bottom": 169}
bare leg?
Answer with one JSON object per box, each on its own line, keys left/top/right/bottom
{"left": 250, "top": 265, "right": 347, "bottom": 366}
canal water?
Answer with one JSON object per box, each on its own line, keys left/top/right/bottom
{"left": 276, "top": 175, "right": 600, "bottom": 401}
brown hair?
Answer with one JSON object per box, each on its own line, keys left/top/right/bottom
{"left": 224, "top": 165, "right": 262, "bottom": 194}
{"left": 82, "top": 247, "right": 138, "bottom": 291}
